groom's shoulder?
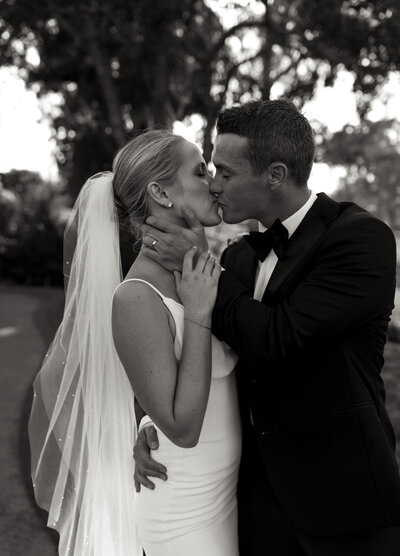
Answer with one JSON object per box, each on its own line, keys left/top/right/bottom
{"left": 335, "top": 199, "right": 393, "bottom": 233}
{"left": 326, "top": 198, "right": 396, "bottom": 250}
{"left": 220, "top": 234, "right": 249, "bottom": 267}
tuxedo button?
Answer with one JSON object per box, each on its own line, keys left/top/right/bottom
{"left": 261, "top": 431, "right": 272, "bottom": 435}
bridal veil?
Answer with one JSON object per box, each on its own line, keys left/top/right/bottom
{"left": 29, "top": 172, "right": 141, "bottom": 555}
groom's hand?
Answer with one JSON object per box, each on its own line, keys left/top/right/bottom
{"left": 133, "top": 425, "right": 168, "bottom": 492}
{"left": 141, "top": 206, "right": 209, "bottom": 272}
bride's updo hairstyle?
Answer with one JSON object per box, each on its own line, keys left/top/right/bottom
{"left": 112, "top": 129, "right": 185, "bottom": 244}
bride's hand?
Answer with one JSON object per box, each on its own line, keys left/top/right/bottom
{"left": 174, "top": 247, "right": 221, "bottom": 326}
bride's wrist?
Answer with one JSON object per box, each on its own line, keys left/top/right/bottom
{"left": 184, "top": 310, "right": 212, "bottom": 329}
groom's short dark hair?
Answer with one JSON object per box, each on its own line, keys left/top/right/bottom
{"left": 216, "top": 99, "right": 315, "bottom": 185}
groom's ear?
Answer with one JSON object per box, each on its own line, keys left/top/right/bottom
{"left": 267, "top": 162, "right": 288, "bottom": 191}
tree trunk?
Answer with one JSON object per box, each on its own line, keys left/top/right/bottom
{"left": 85, "top": 16, "right": 125, "bottom": 147}
{"left": 203, "top": 100, "right": 221, "bottom": 163}
{"left": 261, "top": 7, "right": 274, "bottom": 99}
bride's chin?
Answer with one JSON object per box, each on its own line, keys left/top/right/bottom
{"left": 202, "top": 214, "right": 222, "bottom": 227}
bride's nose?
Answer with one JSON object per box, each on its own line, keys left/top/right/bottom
{"left": 209, "top": 175, "right": 222, "bottom": 196}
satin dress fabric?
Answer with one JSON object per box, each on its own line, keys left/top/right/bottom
{"left": 124, "top": 279, "right": 241, "bottom": 556}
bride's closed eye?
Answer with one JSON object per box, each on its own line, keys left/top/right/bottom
{"left": 196, "top": 163, "right": 207, "bottom": 177}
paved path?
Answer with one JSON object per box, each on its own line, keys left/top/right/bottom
{"left": 1, "top": 285, "right": 399, "bottom": 555}
{"left": 0, "top": 286, "right": 63, "bottom": 556}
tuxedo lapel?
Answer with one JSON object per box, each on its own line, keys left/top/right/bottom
{"left": 232, "top": 240, "right": 259, "bottom": 295}
{"left": 262, "top": 193, "right": 340, "bottom": 301}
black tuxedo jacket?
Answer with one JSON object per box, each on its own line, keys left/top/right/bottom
{"left": 212, "top": 193, "right": 400, "bottom": 537}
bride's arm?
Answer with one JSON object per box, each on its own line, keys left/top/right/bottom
{"left": 112, "top": 249, "right": 220, "bottom": 448}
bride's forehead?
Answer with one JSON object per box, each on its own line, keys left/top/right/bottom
{"left": 178, "top": 140, "right": 204, "bottom": 165}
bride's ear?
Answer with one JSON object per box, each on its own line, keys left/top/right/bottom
{"left": 147, "top": 181, "right": 172, "bottom": 208}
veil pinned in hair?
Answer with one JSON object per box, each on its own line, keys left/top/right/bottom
{"left": 29, "top": 172, "right": 142, "bottom": 555}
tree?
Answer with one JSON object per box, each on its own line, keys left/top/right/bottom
{"left": 1, "top": 0, "right": 399, "bottom": 187}
{"left": 0, "top": 0, "right": 225, "bottom": 194}
{"left": 321, "top": 118, "right": 400, "bottom": 230}
{"left": 195, "top": 0, "right": 400, "bottom": 158}
{"left": 0, "top": 170, "right": 64, "bottom": 284}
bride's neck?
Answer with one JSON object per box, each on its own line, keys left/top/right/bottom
{"left": 126, "top": 250, "right": 178, "bottom": 299}
{"left": 150, "top": 206, "right": 189, "bottom": 230}
{"left": 129, "top": 250, "right": 174, "bottom": 282}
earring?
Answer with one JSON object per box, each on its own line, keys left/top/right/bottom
{"left": 167, "top": 201, "right": 173, "bottom": 208}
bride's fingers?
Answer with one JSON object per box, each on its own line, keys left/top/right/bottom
{"left": 203, "top": 253, "right": 216, "bottom": 275}
{"left": 212, "top": 261, "right": 222, "bottom": 278}
{"left": 173, "top": 271, "right": 182, "bottom": 293}
{"left": 195, "top": 250, "right": 211, "bottom": 273}
{"left": 182, "top": 246, "right": 197, "bottom": 274}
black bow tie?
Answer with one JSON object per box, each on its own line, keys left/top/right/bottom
{"left": 244, "top": 219, "right": 289, "bottom": 262}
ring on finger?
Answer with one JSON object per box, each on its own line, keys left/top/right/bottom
{"left": 151, "top": 239, "right": 158, "bottom": 249}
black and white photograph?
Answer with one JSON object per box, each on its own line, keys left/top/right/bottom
{"left": 1, "top": 1, "right": 400, "bottom": 555}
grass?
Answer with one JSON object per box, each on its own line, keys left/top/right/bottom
{"left": 1, "top": 285, "right": 399, "bottom": 555}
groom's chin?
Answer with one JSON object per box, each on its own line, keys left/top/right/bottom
{"left": 221, "top": 211, "right": 241, "bottom": 225}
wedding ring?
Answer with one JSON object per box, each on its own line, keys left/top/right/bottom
{"left": 151, "top": 239, "right": 157, "bottom": 249}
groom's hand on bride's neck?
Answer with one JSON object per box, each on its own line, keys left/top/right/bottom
{"left": 141, "top": 206, "right": 209, "bottom": 272}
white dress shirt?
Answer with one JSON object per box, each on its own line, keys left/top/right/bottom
{"left": 253, "top": 192, "right": 318, "bottom": 301}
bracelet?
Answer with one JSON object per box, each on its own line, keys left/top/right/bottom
{"left": 184, "top": 316, "right": 211, "bottom": 330}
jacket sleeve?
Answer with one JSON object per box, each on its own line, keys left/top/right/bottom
{"left": 212, "top": 216, "right": 396, "bottom": 371}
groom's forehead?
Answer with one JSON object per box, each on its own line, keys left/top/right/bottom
{"left": 212, "top": 133, "right": 248, "bottom": 164}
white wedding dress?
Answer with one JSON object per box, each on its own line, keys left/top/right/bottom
{"left": 122, "top": 279, "right": 241, "bottom": 556}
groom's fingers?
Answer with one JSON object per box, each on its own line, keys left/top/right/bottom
{"left": 181, "top": 206, "right": 202, "bottom": 232}
{"left": 134, "top": 468, "right": 154, "bottom": 491}
{"left": 134, "top": 460, "right": 168, "bottom": 489}
{"left": 141, "top": 226, "right": 166, "bottom": 246}
{"left": 144, "top": 217, "right": 182, "bottom": 235}
{"left": 144, "top": 424, "right": 160, "bottom": 450}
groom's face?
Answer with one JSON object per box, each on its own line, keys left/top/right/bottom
{"left": 211, "top": 133, "right": 266, "bottom": 224}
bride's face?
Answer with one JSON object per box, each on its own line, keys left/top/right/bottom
{"left": 171, "top": 140, "right": 221, "bottom": 227}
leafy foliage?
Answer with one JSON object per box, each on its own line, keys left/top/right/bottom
{"left": 2, "top": 0, "right": 400, "bottom": 189}
{"left": 1, "top": 1, "right": 400, "bottom": 284}
{"left": 322, "top": 119, "right": 400, "bottom": 228}
{"left": 0, "top": 170, "right": 64, "bottom": 284}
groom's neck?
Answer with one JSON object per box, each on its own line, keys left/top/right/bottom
{"left": 259, "top": 185, "right": 312, "bottom": 227}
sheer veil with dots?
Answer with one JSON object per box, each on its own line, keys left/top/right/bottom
{"left": 28, "top": 172, "right": 142, "bottom": 555}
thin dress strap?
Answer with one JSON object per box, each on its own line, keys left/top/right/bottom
{"left": 116, "top": 278, "right": 167, "bottom": 301}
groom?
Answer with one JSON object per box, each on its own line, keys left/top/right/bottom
{"left": 136, "top": 99, "right": 400, "bottom": 554}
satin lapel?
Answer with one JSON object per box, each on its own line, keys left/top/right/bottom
{"left": 232, "top": 239, "right": 259, "bottom": 295}
{"left": 262, "top": 193, "right": 340, "bottom": 301}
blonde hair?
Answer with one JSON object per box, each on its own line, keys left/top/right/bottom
{"left": 112, "top": 129, "right": 185, "bottom": 245}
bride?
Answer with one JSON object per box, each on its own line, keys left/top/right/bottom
{"left": 29, "top": 130, "right": 241, "bottom": 556}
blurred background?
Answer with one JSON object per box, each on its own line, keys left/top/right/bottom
{"left": 1, "top": 1, "right": 400, "bottom": 554}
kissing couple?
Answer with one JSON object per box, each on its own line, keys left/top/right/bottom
{"left": 30, "top": 99, "right": 400, "bottom": 556}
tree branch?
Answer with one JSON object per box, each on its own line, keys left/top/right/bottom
{"left": 205, "top": 19, "right": 265, "bottom": 64}
{"left": 217, "top": 48, "right": 264, "bottom": 105}
{"left": 271, "top": 52, "right": 303, "bottom": 82}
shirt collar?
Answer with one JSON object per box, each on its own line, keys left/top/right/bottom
{"left": 258, "top": 191, "right": 318, "bottom": 238}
